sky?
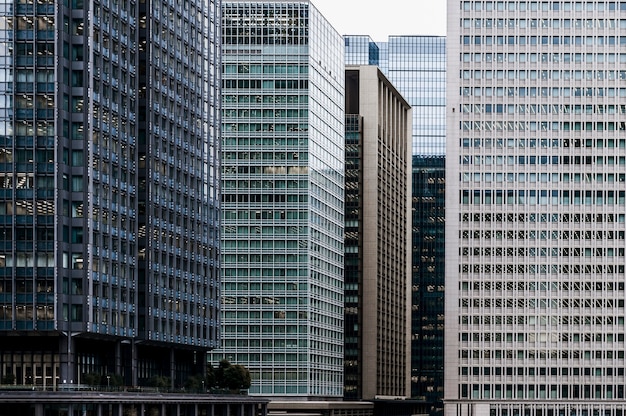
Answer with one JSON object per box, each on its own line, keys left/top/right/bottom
{"left": 311, "top": 0, "right": 447, "bottom": 41}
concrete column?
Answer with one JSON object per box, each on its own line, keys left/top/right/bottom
{"left": 131, "top": 340, "right": 138, "bottom": 386}
{"left": 170, "top": 348, "right": 175, "bottom": 389}
{"left": 58, "top": 333, "right": 75, "bottom": 385}
{"left": 115, "top": 341, "right": 121, "bottom": 376}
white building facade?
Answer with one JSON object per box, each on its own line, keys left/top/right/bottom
{"left": 447, "top": 1, "right": 626, "bottom": 415}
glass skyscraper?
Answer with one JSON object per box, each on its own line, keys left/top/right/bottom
{"left": 345, "top": 36, "right": 446, "bottom": 156}
{"left": 346, "top": 35, "right": 446, "bottom": 406}
{"left": 0, "top": 0, "right": 221, "bottom": 388}
{"left": 447, "top": 1, "right": 626, "bottom": 415}
{"left": 411, "top": 155, "right": 445, "bottom": 406}
{"left": 216, "top": 0, "right": 345, "bottom": 397}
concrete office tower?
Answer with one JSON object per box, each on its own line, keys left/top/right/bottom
{"left": 447, "top": 1, "right": 626, "bottom": 415}
{"left": 217, "top": 0, "right": 345, "bottom": 397}
{"left": 0, "top": 0, "right": 221, "bottom": 388}
{"left": 344, "top": 66, "right": 412, "bottom": 400}
{"left": 346, "top": 35, "right": 446, "bottom": 406}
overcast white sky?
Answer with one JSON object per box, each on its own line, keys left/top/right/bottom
{"left": 311, "top": 0, "right": 447, "bottom": 41}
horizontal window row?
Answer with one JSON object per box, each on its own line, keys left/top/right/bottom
{"left": 461, "top": 367, "right": 625, "bottom": 377}
{"left": 462, "top": 155, "right": 626, "bottom": 166}
{"left": 223, "top": 225, "right": 306, "bottom": 235}
{"left": 460, "top": 297, "right": 623, "bottom": 308}
{"left": 461, "top": 332, "right": 623, "bottom": 344}
{"left": 222, "top": 323, "right": 303, "bottom": 332}
{"left": 460, "top": 120, "right": 626, "bottom": 132}
{"left": 459, "top": 263, "right": 624, "bottom": 274}
{"left": 463, "top": 17, "right": 626, "bottom": 29}
{"left": 223, "top": 151, "right": 307, "bottom": 160}
{"left": 223, "top": 35, "right": 308, "bottom": 46}
{"left": 223, "top": 209, "right": 307, "bottom": 220}
{"left": 463, "top": 173, "right": 626, "bottom": 184}
{"left": 223, "top": 179, "right": 308, "bottom": 189}
{"left": 221, "top": 338, "right": 305, "bottom": 348}
{"left": 461, "top": 52, "right": 626, "bottom": 63}
{"left": 222, "top": 79, "right": 309, "bottom": 90}
{"left": 461, "top": 1, "right": 626, "bottom": 12}
{"left": 223, "top": 109, "right": 307, "bottom": 118}
{"left": 223, "top": 165, "right": 308, "bottom": 174}
{"left": 223, "top": 123, "right": 308, "bottom": 132}
{"left": 461, "top": 348, "right": 624, "bottom": 361}
{"left": 223, "top": 254, "right": 307, "bottom": 263}
{"left": 222, "top": 193, "right": 307, "bottom": 203}
{"left": 461, "top": 189, "right": 626, "bottom": 205}
{"left": 460, "top": 314, "right": 619, "bottom": 327}
{"left": 223, "top": 282, "right": 302, "bottom": 292}
{"left": 462, "top": 86, "right": 626, "bottom": 98}
{"left": 462, "top": 137, "right": 626, "bottom": 148}
{"left": 462, "top": 34, "right": 626, "bottom": 46}
{"left": 459, "top": 213, "right": 625, "bottom": 226}
{"left": 460, "top": 382, "right": 626, "bottom": 401}
{"left": 463, "top": 70, "right": 626, "bottom": 81}
{"left": 462, "top": 280, "right": 624, "bottom": 292}
{"left": 223, "top": 94, "right": 307, "bottom": 104}
{"left": 461, "top": 247, "right": 626, "bottom": 257}
{"left": 0, "top": 305, "right": 53, "bottom": 320}
{"left": 223, "top": 64, "right": 308, "bottom": 75}
{"left": 462, "top": 104, "right": 626, "bottom": 116}
{"left": 462, "top": 229, "right": 626, "bottom": 243}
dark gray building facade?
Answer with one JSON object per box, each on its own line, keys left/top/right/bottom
{"left": 0, "top": 0, "right": 221, "bottom": 389}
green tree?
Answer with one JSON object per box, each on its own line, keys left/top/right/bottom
{"left": 1, "top": 373, "right": 15, "bottom": 385}
{"left": 214, "top": 359, "right": 251, "bottom": 392}
{"left": 206, "top": 363, "right": 216, "bottom": 388}
{"left": 224, "top": 365, "right": 251, "bottom": 391}
{"left": 184, "top": 373, "right": 206, "bottom": 392}
{"left": 148, "top": 375, "right": 171, "bottom": 389}
{"left": 83, "top": 373, "right": 102, "bottom": 386}
{"left": 106, "top": 373, "right": 124, "bottom": 387}
{"left": 214, "top": 359, "right": 231, "bottom": 389}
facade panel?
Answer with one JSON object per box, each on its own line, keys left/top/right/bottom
{"left": 447, "top": 1, "right": 626, "bottom": 415}
{"left": 0, "top": 0, "right": 221, "bottom": 389}
{"left": 216, "top": 0, "right": 344, "bottom": 398}
{"left": 343, "top": 66, "right": 412, "bottom": 401}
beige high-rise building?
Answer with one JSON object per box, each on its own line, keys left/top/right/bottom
{"left": 344, "top": 65, "right": 412, "bottom": 400}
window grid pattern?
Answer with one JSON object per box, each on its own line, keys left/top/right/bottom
{"left": 345, "top": 36, "right": 446, "bottom": 156}
{"left": 136, "top": 0, "right": 220, "bottom": 349}
{"left": 214, "top": 0, "right": 345, "bottom": 398}
{"left": 447, "top": 1, "right": 626, "bottom": 414}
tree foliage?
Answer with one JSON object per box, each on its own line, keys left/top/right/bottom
{"left": 213, "top": 359, "right": 251, "bottom": 391}
{"left": 1, "top": 373, "right": 15, "bottom": 385}
{"left": 148, "top": 375, "right": 171, "bottom": 389}
{"left": 206, "top": 363, "right": 216, "bottom": 388}
{"left": 184, "top": 373, "right": 206, "bottom": 391}
{"left": 83, "top": 373, "right": 123, "bottom": 387}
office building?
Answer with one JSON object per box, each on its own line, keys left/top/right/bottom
{"left": 0, "top": 0, "right": 221, "bottom": 388}
{"left": 216, "top": 0, "right": 345, "bottom": 397}
{"left": 447, "top": 1, "right": 626, "bottom": 415}
{"left": 411, "top": 154, "right": 445, "bottom": 406}
{"left": 346, "top": 35, "right": 446, "bottom": 405}
{"left": 344, "top": 65, "right": 412, "bottom": 400}
{"left": 345, "top": 36, "right": 446, "bottom": 156}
